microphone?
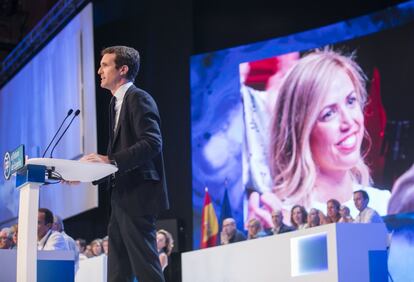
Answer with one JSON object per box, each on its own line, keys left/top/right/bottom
{"left": 42, "top": 109, "right": 73, "bottom": 157}
{"left": 49, "top": 109, "right": 81, "bottom": 158}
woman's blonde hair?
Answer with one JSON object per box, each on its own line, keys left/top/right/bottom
{"left": 269, "top": 49, "right": 370, "bottom": 207}
{"left": 157, "top": 229, "right": 174, "bottom": 256}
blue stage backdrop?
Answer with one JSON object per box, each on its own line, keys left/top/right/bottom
{"left": 191, "top": 1, "right": 414, "bottom": 279}
{"left": 0, "top": 3, "right": 97, "bottom": 227}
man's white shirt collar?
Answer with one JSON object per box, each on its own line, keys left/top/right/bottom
{"left": 113, "top": 82, "right": 133, "bottom": 102}
{"left": 38, "top": 229, "right": 52, "bottom": 249}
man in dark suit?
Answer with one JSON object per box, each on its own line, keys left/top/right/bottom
{"left": 270, "top": 210, "right": 294, "bottom": 235}
{"left": 219, "top": 217, "right": 246, "bottom": 245}
{"left": 82, "top": 45, "right": 169, "bottom": 282}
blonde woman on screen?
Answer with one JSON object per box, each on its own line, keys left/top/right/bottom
{"left": 249, "top": 49, "right": 390, "bottom": 227}
{"left": 156, "top": 229, "right": 174, "bottom": 272}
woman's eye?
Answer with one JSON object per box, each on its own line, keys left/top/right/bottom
{"left": 347, "top": 96, "right": 357, "bottom": 106}
{"left": 320, "top": 108, "right": 335, "bottom": 121}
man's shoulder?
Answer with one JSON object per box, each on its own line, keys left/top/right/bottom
{"left": 127, "top": 85, "right": 151, "bottom": 98}
{"left": 49, "top": 230, "right": 65, "bottom": 241}
{"left": 62, "top": 232, "right": 77, "bottom": 248}
{"left": 44, "top": 231, "right": 67, "bottom": 250}
{"left": 234, "top": 230, "right": 246, "bottom": 241}
{"left": 362, "top": 207, "right": 383, "bottom": 223}
{"left": 280, "top": 224, "right": 295, "bottom": 232}
{"left": 125, "top": 85, "right": 158, "bottom": 109}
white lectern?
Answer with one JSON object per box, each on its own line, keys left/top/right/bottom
{"left": 15, "top": 158, "right": 117, "bottom": 282}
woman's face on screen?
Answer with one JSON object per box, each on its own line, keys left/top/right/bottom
{"left": 157, "top": 233, "right": 166, "bottom": 251}
{"left": 310, "top": 69, "right": 364, "bottom": 174}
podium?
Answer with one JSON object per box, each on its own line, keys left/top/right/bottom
{"left": 15, "top": 158, "right": 117, "bottom": 282}
{"left": 182, "top": 223, "right": 389, "bottom": 282}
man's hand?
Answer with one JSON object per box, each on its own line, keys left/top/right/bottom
{"left": 62, "top": 154, "right": 110, "bottom": 185}
{"left": 80, "top": 153, "right": 110, "bottom": 164}
{"left": 220, "top": 230, "right": 229, "bottom": 245}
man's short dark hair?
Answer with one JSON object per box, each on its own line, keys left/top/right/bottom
{"left": 354, "top": 190, "right": 369, "bottom": 201}
{"left": 76, "top": 238, "right": 86, "bottom": 248}
{"left": 39, "top": 208, "right": 54, "bottom": 225}
{"left": 101, "top": 46, "right": 140, "bottom": 81}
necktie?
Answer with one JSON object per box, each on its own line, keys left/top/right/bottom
{"left": 109, "top": 96, "right": 116, "bottom": 144}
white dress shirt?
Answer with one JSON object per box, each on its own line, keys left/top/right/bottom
{"left": 37, "top": 229, "right": 67, "bottom": 251}
{"left": 354, "top": 207, "right": 383, "bottom": 223}
{"left": 113, "top": 82, "right": 133, "bottom": 131}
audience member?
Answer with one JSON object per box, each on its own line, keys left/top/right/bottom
{"left": 156, "top": 229, "right": 174, "bottom": 271}
{"left": 220, "top": 218, "right": 246, "bottom": 244}
{"left": 90, "top": 239, "right": 103, "bottom": 256}
{"left": 247, "top": 218, "right": 266, "bottom": 239}
{"left": 291, "top": 205, "right": 307, "bottom": 230}
{"left": 102, "top": 236, "right": 109, "bottom": 256}
{"left": 326, "top": 199, "right": 341, "bottom": 223}
{"left": 270, "top": 210, "right": 294, "bottom": 234}
{"left": 353, "top": 190, "right": 383, "bottom": 223}
{"left": 305, "top": 208, "right": 322, "bottom": 228}
{"left": 0, "top": 227, "right": 13, "bottom": 249}
{"left": 37, "top": 208, "right": 67, "bottom": 250}
{"left": 10, "top": 224, "right": 18, "bottom": 249}
{"left": 338, "top": 205, "right": 354, "bottom": 222}
{"left": 76, "top": 238, "right": 88, "bottom": 260}
{"left": 84, "top": 244, "right": 94, "bottom": 258}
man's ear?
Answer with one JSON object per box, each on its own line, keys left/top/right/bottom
{"left": 120, "top": 65, "right": 129, "bottom": 77}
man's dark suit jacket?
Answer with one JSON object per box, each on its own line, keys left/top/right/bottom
{"left": 271, "top": 223, "right": 295, "bottom": 235}
{"left": 107, "top": 84, "right": 169, "bottom": 216}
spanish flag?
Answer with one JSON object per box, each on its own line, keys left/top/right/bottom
{"left": 200, "top": 188, "right": 219, "bottom": 248}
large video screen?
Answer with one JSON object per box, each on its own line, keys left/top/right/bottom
{"left": 191, "top": 0, "right": 414, "bottom": 256}
{"left": 0, "top": 3, "right": 97, "bottom": 226}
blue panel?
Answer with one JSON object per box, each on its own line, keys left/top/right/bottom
{"left": 368, "top": 250, "right": 388, "bottom": 282}
{"left": 16, "top": 164, "right": 46, "bottom": 188}
{"left": 37, "top": 260, "right": 74, "bottom": 282}
{"left": 296, "top": 234, "right": 328, "bottom": 274}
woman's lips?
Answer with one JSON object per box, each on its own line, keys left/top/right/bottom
{"left": 336, "top": 133, "right": 357, "bottom": 151}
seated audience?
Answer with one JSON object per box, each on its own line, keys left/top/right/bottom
{"left": 0, "top": 227, "right": 14, "bottom": 249}
{"left": 102, "top": 236, "right": 109, "bottom": 256}
{"left": 156, "top": 229, "right": 174, "bottom": 271}
{"left": 37, "top": 208, "right": 67, "bottom": 250}
{"left": 270, "top": 210, "right": 294, "bottom": 234}
{"left": 326, "top": 199, "right": 341, "bottom": 223}
{"left": 220, "top": 218, "right": 246, "bottom": 244}
{"left": 291, "top": 205, "right": 307, "bottom": 230}
{"left": 90, "top": 239, "right": 103, "bottom": 257}
{"left": 338, "top": 205, "right": 354, "bottom": 223}
{"left": 305, "top": 208, "right": 322, "bottom": 228}
{"left": 247, "top": 218, "right": 266, "bottom": 239}
{"left": 353, "top": 190, "right": 383, "bottom": 223}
